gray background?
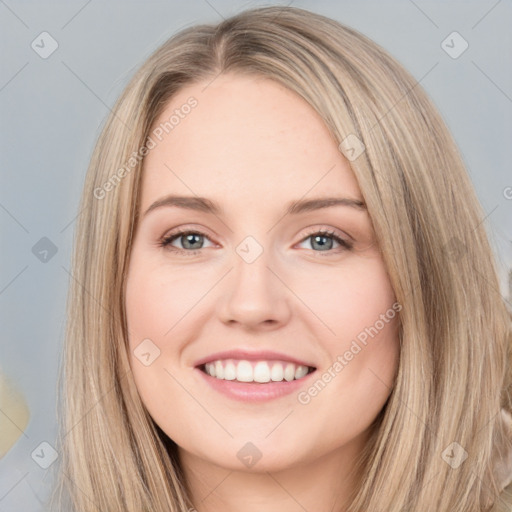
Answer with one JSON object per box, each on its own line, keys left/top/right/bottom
{"left": 1, "top": 1, "right": 511, "bottom": 510}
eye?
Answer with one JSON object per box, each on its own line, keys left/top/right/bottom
{"left": 297, "top": 229, "right": 353, "bottom": 254}
{"left": 159, "top": 227, "right": 353, "bottom": 256}
{"left": 159, "top": 229, "right": 215, "bottom": 255}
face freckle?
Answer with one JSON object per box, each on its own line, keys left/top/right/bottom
{"left": 124, "top": 73, "right": 400, "bottom": 477}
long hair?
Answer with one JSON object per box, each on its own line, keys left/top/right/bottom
{"left": 51, "top": 6, "right": 512, "bottom": 511}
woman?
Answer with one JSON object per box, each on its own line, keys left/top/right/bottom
{"left": 51, "top": 5, "right": 512, "bottom": 511}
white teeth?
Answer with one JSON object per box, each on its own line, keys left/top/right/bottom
{"left": 284, "top": 363, "right": 295, "bottom": 382}
{"left": 236, "top": 360, "right": 253, "bottom": 382}
{"left": 295, "top": 365, "right": 308, "bottom": 379}
{"left": 270, "top": 363, "right": 284, "bottom": 382}
{"left": 253, "top": 361, "right": 271, "bottom": 383}
{"left": 215, "top": 360, "right": 224, "bottom": 379}
{"left": 202, "top": 359, "right": 312, "bottom": 383}
{"left": 224, "top": 361, "right": 236, "bottom": 380}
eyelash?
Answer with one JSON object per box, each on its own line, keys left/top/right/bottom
{"left": 158, "top": 227, "right": 353, "bottom": 257}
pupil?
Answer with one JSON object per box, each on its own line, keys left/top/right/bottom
{"left": 184, "top": 234, "right": 202, "bottom": 249}
{"left": 313, "top": 235, "right": 332, "bottom": 251}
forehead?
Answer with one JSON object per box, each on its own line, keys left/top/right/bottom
{"left": 140, "top": 73, "right": 362, "bottom": 211}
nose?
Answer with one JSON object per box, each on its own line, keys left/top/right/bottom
{"left": 217, "top": 246, "right": 292, "bottom": 330}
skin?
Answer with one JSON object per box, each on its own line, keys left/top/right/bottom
{"left": 125, "top": 73, "right": 400, "bottom": 512}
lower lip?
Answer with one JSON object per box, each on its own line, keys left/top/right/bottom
{"left": 195, "top": 367, "right": 317, "bottom": 402}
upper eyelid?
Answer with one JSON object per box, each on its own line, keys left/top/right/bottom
{"left": 161, "top": 227, "right": 216, "bottom": 244}
{"left": 161, "top": 226, "right": 350, "bottom": 246}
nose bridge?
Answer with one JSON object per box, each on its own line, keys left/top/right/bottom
{"left": 233, "top": 236, "right": 272, "bottom": 290}
{"left": 217, "top": 234, "right": 291, "bottom": 328}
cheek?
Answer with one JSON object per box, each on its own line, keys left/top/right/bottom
{"left": 124, "top": 256, "right": 182, "bottom": 394}
{"left": 124, "top": 258, "right": 198, "bottom": 433}
{"left": 297, "top": 254, "right": 398, "bottom": 345}
{"left": 300, "top": 256, "right": 400, "bottom": 417}
{"left": 125, "top": 276, "right": 173, "bottom": 341}
{"left": 125, "top": 256, "right": 203, "bottom": 345}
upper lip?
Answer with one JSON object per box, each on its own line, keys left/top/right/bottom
{"left": 193, "top": 349, "right": 316, "bottom": 369}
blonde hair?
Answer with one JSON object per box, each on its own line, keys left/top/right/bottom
{"left": 51, "top": 6, "right": 512, "bottom": 511}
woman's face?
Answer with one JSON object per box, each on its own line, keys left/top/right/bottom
{"left": 125, "top": 73, "right": 400, "bottom": 473}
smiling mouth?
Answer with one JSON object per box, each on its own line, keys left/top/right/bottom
{"left": 197, "top": 359, "right": 316, "bottom": 383}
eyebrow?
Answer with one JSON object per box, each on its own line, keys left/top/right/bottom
{"left": 143, "top": 194, "right": 366, "bottom": 218}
